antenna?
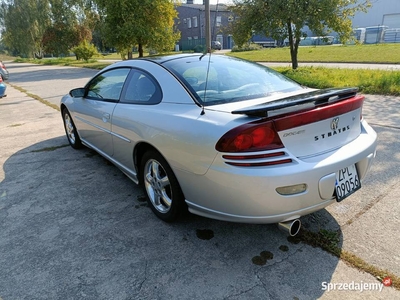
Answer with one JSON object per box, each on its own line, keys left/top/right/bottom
{"left": 200, "top": 0, "right": 214, "bottom": 115}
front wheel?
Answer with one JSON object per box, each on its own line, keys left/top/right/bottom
{"left": 62, "top": 108, "right": 82, "bottom": 149}
{"left": 140, "top": 150, "right": 186, "bottom": 222}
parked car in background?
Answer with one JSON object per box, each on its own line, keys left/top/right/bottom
{"left": 211, "top": 41, "right": 222, "bottom": 50}
{"left": 0, "top": 61, "right": 9, "bottom": 81}
{"left": 60, "top": 54, "right": 377, "bottom": 236}
{"left": 0, "top": 75, "right": 7, "bottom": 98}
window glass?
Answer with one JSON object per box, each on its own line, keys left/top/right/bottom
{"left": 87, "top": 68, "right": 130, "bottom": 101}
{"left": 121, "top": 71, "right": 162, "bottom": 104}
{"left": 163, "top": 55, "right": 303, "bottom": 106}
{"left": 216, "top": 16, "right": 221, "bottom": 27}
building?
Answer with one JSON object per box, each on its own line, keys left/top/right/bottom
{"left": 175, "top": 0, "right": 234, "bottom": 50}
{"left": 351, "top": 0, "right": 400, "bottom": 29}
{"left": 350, "top": 0, "right": 400, "bottom": 43}
{"left": 300, "top": 0, "right": 400, "bottom": 44}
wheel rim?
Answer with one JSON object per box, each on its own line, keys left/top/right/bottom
{"left": 144, "top": 159, "right": 172, "bottom": 213}
{"left": 64, "top": 113, "right": 76, "bottom": 144}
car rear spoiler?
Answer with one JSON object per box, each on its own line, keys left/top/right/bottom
{"left": 231, "top": 87, "right": 359, "bottom": 117}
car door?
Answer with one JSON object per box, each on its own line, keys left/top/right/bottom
{"left": 111, "top": 70, "right": 163, "bottom": 174}
{"left": 73, "top": 67, "right": 130, "bottom": 157}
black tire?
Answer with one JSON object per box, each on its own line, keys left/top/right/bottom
{"left": 140, "top": 150, "right": 186, "bottom": 222}
{"left": 62, "top": 108, "right": 83, "bottom": 149}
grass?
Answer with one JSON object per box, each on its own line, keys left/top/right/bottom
{"left": 275, "top": 67, "right": 400, "bottom": 96}
{"left": 9, "top": 83, "right": 60, "bottom": 111}
{"left": 296, "top": 229, "right": 400, "bottom": 290}
{"left": 228, "top": 43, "right": 400, "bottom": 63}
{"left": 14, "top": 57, "right": 111, "bottom": 70}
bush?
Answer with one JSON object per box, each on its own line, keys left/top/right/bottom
{"left": 193, "top": 45, "right": 205, "bottom": 53}
{"left": 231, "top": 43, "right": 263, "bottom": 52}
{"left": 71, "top": 41, "right": 99, "bottom": 62}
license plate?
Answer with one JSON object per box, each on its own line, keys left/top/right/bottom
{"left": 335, "top": 164, "right": 361, "bottom": 202}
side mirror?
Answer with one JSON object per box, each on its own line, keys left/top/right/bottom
{"left": 70, "top": 88, "right": 85, "bottom": 98}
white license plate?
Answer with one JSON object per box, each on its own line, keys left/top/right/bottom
{"left": 335, "top": 164, "right": 361, "bottom": 202}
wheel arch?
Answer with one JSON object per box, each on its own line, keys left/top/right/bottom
{"left": 134, "top": 142, "right": 162, "bottom": 180}
{"left": 60, "top": 103, "right": 67, "bottom": 115}
{"left": 134, "top": 142, "right": 184, "bottom": 192}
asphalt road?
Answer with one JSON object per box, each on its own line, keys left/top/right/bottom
{"left": 1, "top": 62, "right": 399, "bottom": 299}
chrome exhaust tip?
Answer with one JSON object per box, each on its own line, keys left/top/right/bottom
{"left": 278, "top": 219, "right": 301, "bottom": 236}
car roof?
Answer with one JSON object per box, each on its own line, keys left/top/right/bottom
{"left": 105, "top": 54, "right": 205, "bottom": 70}
{"left": 140, "top": 53, "right": 203, "bottom": 65}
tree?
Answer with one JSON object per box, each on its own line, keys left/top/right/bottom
{"left": 95, "top": 0, "right": 180, "bottom": 58}
{"left": 1, "top": 0, "right": 51, "bottom": 58}
{"left": 1, "top": 0, "right": 97, "bottom": 57}
{"left": 42, "top": 0, "right": 88, "bottom": 56}
{"left": 232, "top": 0, "right": 371, "bottom": 69}
{"left": 71, "top": 40, "right": 98, "bottom": 61}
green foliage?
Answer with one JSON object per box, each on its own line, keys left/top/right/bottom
{"left": 96, "top": 0, "right": 180, "bottom": 58}
{"left": 1, "top": 0, "right": 51, "bottom": 58}
{"left": 275, "top": 66, "right": 400, "bottom": 96}
{"left": 231, "top": 43, "right": 262, "bottom": 52}
{"left": 193, "top": 45, "right": 205, "bottom": 53}
{"left": 232, "top": 0, "right": 371, "bottom": 69}
{"left": 71, "top": 40, "right": 99, "bottom": 62}
{"left": 1, "top": 0, "right": 97, "bottom": 58}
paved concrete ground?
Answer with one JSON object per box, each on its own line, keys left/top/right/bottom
{"left": 0, "top": 63, "right": 399, "bottom": 299}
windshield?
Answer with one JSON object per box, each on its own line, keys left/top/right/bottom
{"left": 162, "top": 55, "right": 303, "bottom": 106}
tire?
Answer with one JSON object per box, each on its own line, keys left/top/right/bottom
{"left": 62, "top": 108, "right": 83, "bottom": 149}
{"left": 140, "top": 150, "right": 186, "bottom": 222}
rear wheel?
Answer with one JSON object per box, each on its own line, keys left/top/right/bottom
{"left": 140, "top": 150, "right": 185, "bottom": 222}
{"left": 62, "top": 108, "right": 82, "bottom": 149}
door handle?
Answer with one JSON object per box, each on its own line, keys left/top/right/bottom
{"left": 102, "top": 113, "right": 110, "bottom": 122}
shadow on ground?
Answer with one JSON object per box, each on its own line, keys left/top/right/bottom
{"left": 0, "top": 137, "right": 343, "bottom": 299}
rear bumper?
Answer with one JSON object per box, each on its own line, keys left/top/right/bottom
{"left": 180, "top": 120, "right": 377, "bottom": 224}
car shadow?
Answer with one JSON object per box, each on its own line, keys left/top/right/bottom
{"left": 0, "top": 136, "right": 346, "bottom": 299}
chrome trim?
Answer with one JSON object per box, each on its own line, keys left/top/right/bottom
{"left": 81, "top": 139, "right": 138, "bottom": 184}
{"left": 110, "top": 131, "right": 131, "bottom": 143}
{"left": 75, "top": 115, "right": 112, "bottom": 134}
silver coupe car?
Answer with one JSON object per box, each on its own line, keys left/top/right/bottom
{"left": 60, "top": 54, "right": 377, "bottom": 235}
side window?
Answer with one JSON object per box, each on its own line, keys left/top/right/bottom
{"left": 86, "top": 68, "right": 130, "bottom": 101}
{"left": 121, "top": 71, "right": 162, "bottom": 105}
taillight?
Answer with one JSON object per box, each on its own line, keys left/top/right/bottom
{"left": 216, "top": 120, "right": 283, "bottom": 153}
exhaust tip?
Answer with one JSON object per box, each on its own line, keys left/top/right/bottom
{"left": 278, "top": 219, "right": 301, "bottom": 236}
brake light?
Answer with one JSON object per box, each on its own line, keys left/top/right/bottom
{"left": 216, "top": 120, "right": 283, "bottom": 152}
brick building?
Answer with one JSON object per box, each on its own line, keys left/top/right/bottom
{"left": 175, "top": 0, "right": 234, "bottom": 50}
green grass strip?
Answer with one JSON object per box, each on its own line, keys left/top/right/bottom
{"left": 9, "top": 84, "right": 60, "bottom": 111}
{"left": 293, "top": 229, "right": 400, "bottom": 290}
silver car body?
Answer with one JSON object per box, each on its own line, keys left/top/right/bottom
{"left": 0, "top": 62, "right": 9, "bottom": 81}
{"left": 60, "top": 54, "right": 377, "bottom": 224}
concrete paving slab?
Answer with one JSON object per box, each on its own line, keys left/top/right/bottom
{"left": 5, "top": 62, "right": 98, "bottom": 106}
{"left": 341, "top": 183, "right": 400, "bottom": 276}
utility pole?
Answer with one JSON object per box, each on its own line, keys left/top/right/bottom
{"left": 205, "top": 0, "right": 211, "bottom": 52}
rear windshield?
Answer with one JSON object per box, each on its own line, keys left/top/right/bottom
{"left": 162, "top": 55, "right": 303, "bottom": 106}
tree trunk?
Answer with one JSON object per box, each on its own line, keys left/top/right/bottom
{"left": 127, "top": 51, "right": 133, "bottom": 59}
{"left": 138, "top": 43, "right": 144, "bottom": 58}
{"left": 290, "top": 46, "right": 298, "bottom": 70}
{"left": 287, "top": 21, "right": 298, "bottom": 70}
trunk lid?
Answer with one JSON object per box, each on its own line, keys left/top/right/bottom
{"left": 227, "top": 88, "right": 363, "bottom": 158}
